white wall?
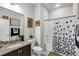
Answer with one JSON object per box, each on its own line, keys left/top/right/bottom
{"left": 41, "top": 6, "right": 48, "bottom": 20}
{"left": 34, "top": 4, "right": 48, "bottom": 47}
{"left": 34, "top": 4, "right": 41, "bottom": 46}
{"left": 49, "top": 5, "right": 73, "bottom": 19}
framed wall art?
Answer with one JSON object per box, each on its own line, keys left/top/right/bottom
{"left": 10, "top": 18, "right": 20, "bottom": 26}
{"left": 35, "top": 21, "right": 40, "bottom": 26}
{"left": 2, "top": 15, "right": 9, "bottom": 20}
{"left": 27, "top": 17, "right": 34, "bottom": 28}
{"left": 11, "top": 28, "right": 20, "bottom": 36}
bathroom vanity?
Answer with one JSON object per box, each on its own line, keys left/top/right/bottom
{"left": 0, "top": 40, "right": 33, "bottom": 56}
{"left": 3, "top": 44, "right": 31, "bottom": 56}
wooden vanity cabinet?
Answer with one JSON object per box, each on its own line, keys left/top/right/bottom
{"left": 21, "top": 44, "right": 31, "bottom": 56}
{"left": 3, "top": 44, "right": 31, "bottom": 56}
{"left": 18, "top": 44, "right": 31, "bottom": 56}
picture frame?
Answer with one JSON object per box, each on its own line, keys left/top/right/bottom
{"left": 2, "top": 15, "right": 9, "bottom": 20}
{"left": 35, "top": 21, "right": 40, "bottom": 26}
{"left": 11, "top": 28, "right": 20, "bottom": 36}
{"left": 27, "top": 17, "right": 34, "bottom": 28}
{"left": 10, "top": 18, "right": 20, "bottom": 26}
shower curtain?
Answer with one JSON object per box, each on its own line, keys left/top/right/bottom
{"left": 52, "top": 15, "right": 76, "bottom": 56}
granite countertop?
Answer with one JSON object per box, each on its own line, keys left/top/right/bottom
{"left": 0, "top": 40, "right": 34, "bottom": 56}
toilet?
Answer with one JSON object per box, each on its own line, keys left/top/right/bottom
{"left": 32, "top": 41, "right": 43, "bottom": 56}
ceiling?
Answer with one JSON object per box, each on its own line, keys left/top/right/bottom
{"left": 42, "top": 3, "right": 73, "bottom": 11}
{"left": 17, "top": 3, "right": 73, "bottom": 11}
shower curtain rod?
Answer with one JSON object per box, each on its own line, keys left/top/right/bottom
{"left": 44, "top": 15, "right": 76, "bottom": 21}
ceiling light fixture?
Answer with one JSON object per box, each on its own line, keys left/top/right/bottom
{"left": 56, "top": 4, "right": 60, "bottom": 7}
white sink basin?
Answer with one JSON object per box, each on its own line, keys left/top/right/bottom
{"left": 7, "top": 43, "right": 22, "bottom": 49}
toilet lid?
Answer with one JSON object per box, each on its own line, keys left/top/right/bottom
{"left": 32, "top": 46, "right": 43, "bottom": 51}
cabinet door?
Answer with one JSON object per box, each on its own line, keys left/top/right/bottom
{"left": 22, "top": 44, "right": 31, "bottom": 56}
{"left": 4, "top": 50, "right": 18, "bottom": 56}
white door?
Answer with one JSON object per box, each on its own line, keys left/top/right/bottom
{"left": 0, "top": 19, "right": 9, "bottom": 41}
{"left": 44, "top": 20, "right": 54, "bottom": 51}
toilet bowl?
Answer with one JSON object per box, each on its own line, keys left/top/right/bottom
{"left": 32, "top": 46, "right": 43, "bottom": 56}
